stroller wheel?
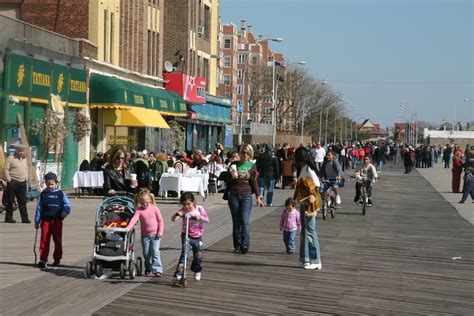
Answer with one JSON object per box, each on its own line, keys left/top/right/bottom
{"left": 95, "top": 263, "right": 103, "bottom": 277}
{"left": 136, "top": 257, "right": 143, "bottom": 276}
{"left": 129, "top": 263, "right": 137, "bottom": 279}
{"left": 84, "top": 261, "right": 93, "bottom": 279}
{"left": 119, "top": 262, "right": 126, "bottom": 279}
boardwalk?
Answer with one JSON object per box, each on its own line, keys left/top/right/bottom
{"left": 1, "top": 162, "right": 473, "bottom": 315}
{"left": 95, "top": 163, "right": 474, "bottom": 315}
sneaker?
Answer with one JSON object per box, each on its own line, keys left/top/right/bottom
{"left": 358, "top": 200, "right": 363, "bottom": 205}
{"left": 22, "top": 219, "right": 31, "bottom": 224}
{"left": 287, "top": 251, "right": 294, "bottom": 255}
{"left": 145, "top": 271, "right": 152, "bottom": 277}
{"left": 240, "top": 246, "right": 249, "bottom": 254}
{"left": 38, "top": 261, "right": 47, "bottom": 269}
{"left": 303, "top": 262, "right": 311, "bottom": 269}
{"left": 173, "top": 274, "right": 182, "bottom": 281}
{"left": 194, "top": 272, "right": 201, "bottom": 281}
{"left": 368, "top": 199, "right": 373, "bottom": 207}
{"left": 5, "top": 218, "right": 16, "bottom": 223}
{"left": 233, "top": 248, "right": 241, "bottom": 254}
{"left": 353, "top": 195, "right": 360, "bottom": 203}
{"left": 155, "top": 272, "right": 161, "bottom": 278}
{"left": 304, "top": 263, "right": 322, "bottom": 270}
{"left": 52, "top": 260, "right": 61, "bottom": 267}
{"left": 336, "top": 195, "right": 341, "bottom": 205}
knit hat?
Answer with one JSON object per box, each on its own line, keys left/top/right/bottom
{"left": 44, "top": 172, "right": 58, "bottom": 182}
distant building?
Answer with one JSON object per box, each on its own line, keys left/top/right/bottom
{"left": 358, "top": 119, "right": 389, "bottom": 141}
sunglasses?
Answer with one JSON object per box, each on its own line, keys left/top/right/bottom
{"left": 242, "top": 151, "right": 250, "bottom": 155}
{"left": 116, "top": 156, "right": 125, "bottom": 160}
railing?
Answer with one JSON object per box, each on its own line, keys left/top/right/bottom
{"left": 0, "top": 14, "right": 80, "bottom": 56}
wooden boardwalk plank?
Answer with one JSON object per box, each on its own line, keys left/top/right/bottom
{"left": 94, "top": 164, "right": 474, "bottom": 315}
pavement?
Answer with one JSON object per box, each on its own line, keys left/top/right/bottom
{"left": 0, "top": 161, "right": 472, "bottom": 315}
{"left": 416, "top": 161, "right": 473, "bottom": 225}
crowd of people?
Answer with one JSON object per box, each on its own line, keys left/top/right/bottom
{"left": 1, "top": 138, "right": 473, "bottom": 279}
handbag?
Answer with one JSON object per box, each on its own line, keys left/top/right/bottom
{"left": 222, "top": 188, "right": 229, "bottom": 200}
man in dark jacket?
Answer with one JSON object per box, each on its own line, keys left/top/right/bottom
{"left": 256, "top": 144, "right": 280, "bottom": 207}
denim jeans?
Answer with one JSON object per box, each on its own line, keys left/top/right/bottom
{"left": 283, "top": 230, "right": 297, "bottom": 253}
{"left": 174, "top": 235, "right": 203, "bottom": 277}
{"left": 376, "top": 160, "right": 383, "bottom": 172}
{"left": 228, "top": 193, "right": 252, "bottom": 250}
{"left": 299, "top": 204, "right": 321, "bottom": 264}
{"left": 258, "top": 178, "right": 275, "bottom": 206}
{"left": 141, "top": 235, "right": 163, "bottom": 273}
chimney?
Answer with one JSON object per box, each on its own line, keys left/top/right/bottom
{"left": 247, "top": 24, "right": 252, "bottom": 34}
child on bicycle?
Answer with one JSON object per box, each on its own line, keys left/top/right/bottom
{"left": 280, "top": 197, "right": 301, "bottom": 255}
{"left": 171, "top": 192, "right": 209, "bottom": 281}
{"left": 354, "top": 155, "right": 378, "bottom": 206}
{"left": 126, "top": 188, "right": 164, "bottom": 277}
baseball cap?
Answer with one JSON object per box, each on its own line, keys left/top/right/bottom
{"left": 44, "top": 172, "right": 58, "bottom": 182}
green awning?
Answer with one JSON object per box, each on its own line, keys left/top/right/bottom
{"left": 89, "top": 73, "right": 186, "bottom": 116}
{"left": 190, "top": 102, "right": 232, "bottom": 124}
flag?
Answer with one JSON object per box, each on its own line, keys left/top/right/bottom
{"left": 274, "top": 60, "right": 287, "bottom": 69}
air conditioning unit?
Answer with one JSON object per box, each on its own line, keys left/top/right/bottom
{"left": 197, "top": 25, "right": 205, "bottom": 35}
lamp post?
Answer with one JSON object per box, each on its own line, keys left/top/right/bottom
{"left": 262, "top": 37, "right": 283, "bottom": 147}
{"left": 325, "top": 107, "right": 329, "bottom": 145}
{"left": 300, "top": 97, "right": 308, "bottom": 144}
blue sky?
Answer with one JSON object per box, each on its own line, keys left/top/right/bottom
{"left": 220, "top": 0, "right": 473, "bottom": 128}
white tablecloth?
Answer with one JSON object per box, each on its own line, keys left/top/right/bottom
{"left": 158, "top": 173, "right": 208, "bottom": 198}
{"left": 73, "top": 171, "right": 104, "bottom": 188}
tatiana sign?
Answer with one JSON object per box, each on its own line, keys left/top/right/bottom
{"left": 163, "top": 73, "right": 206, "bottom": 104}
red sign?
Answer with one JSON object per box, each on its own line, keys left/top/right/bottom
{"left": 163, "top": 73, "right": 206, "bottom": 103}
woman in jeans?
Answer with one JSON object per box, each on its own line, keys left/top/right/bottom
{"left": 227, "top": 144, "right": 264, "bottom": 254}
{"left": 294, "top": 146, "right": 322, "bottom": 269}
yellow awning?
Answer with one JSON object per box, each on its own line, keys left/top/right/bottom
{"left": 90, "top": 104, "right": 131, "bottom": 110}
{"left": 104, "top": 107, "right": 170, "bottom": 129}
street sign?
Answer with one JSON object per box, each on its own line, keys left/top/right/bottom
{"left": 237, "top": 103, "right": 243, "bottom": 113}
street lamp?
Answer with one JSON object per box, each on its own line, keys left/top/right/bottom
{"left": 259, "top": 37, "right": 283, "bottom": 147}
{"left": 300, "top": 97, "right": 309, "bottom": 144}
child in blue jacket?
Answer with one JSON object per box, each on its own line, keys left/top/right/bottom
{"left": 34, "top": 172, "right": 71, "bottom": 269}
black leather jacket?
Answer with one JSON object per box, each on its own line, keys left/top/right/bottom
{"left": 103, "top": 165, "right": 136, "bottom": 194}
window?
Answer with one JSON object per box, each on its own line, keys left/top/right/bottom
{"left": 103, "top": 10, "right": 108, "bottom": 61}
{"left": 252, "top": 56, "right": 258, "bottom": 64}
{"left": 225, "top": 92, "right": 231, "bottom": 99}
{"left": 224, "top": 38, "right": 231, "bottom": 49}
{"left": 203, "top": 5, "right": 210, "bottom": 38}
{"left": 224, "top": 75, "right": 231, "bottom": 86}
{"left": 237, "top": 54, "right": 245, "bottom": 64}
{"left": 237, "top": 69, "right": 244, "bottom": 79}
{"left": 262, "top": 108, "right": 272, "bottom": 124}
{"left": 237, "top": 85, "right": 243, "bottom": 95}
{"left": 223, "top": 56, "right": 231, "bottom": 68}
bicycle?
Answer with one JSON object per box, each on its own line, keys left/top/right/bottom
{"left": 358, "top": 179, "right": 373, "bottom": 216}
{"left": 320, "top": 180, "right": 338, "bottom": 220}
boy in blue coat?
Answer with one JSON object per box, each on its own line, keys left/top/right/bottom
{"left": 34, "top": 172, "right": 71, "bottom": 269}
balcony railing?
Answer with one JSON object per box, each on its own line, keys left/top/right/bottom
{"left": 0, "top": 14, "right": 80, "bottom": 56}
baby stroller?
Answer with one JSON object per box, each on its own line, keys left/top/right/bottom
{"left": 84, "top": 192, "right": 143, "bottom": 279}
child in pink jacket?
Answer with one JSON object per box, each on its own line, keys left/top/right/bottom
{"left": 280, "top": 197, "right": 301, "bottom": 255}
{"left": 127, "top": 188, "right": 164, "bottom": 277}
{"left": 171, "top": 192, "right": 209, "bottom": 282}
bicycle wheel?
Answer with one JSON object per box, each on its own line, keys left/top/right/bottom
{"left": 322, "top": 200, "right": 328, "bottom": 220}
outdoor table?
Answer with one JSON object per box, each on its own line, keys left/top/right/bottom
{"left": 72, "top": 171, "right": 104, "bottom": 197}
{"left": 158, "top": 172, "right": 209, "bottom": 200}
